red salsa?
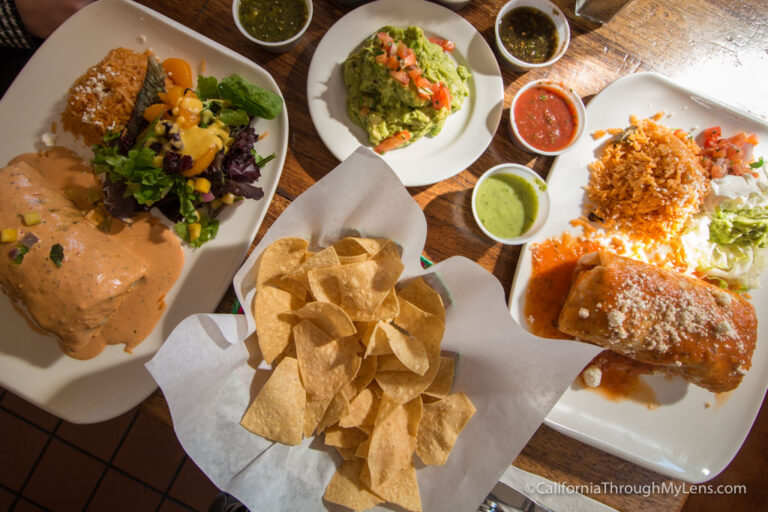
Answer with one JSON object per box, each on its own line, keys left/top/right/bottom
{"left": 513, "top": 85, "right": 578, "bottom": 152}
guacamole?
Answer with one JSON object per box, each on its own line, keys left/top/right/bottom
{"left": 343, "top": 26, "right": 471, "bottom": 151}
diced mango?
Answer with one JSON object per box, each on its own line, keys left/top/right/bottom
{"left": 188, "top": 222, "right": 202, "bottom": 242}
{"left": 222, "top": 193, "right": 236, "bottom": 205}
{"left": 1, "top": 228, "right": 18, "bottom": 243}
{"left": 23, "top": 212, "right": 41, "bottom": 226}
{"left": 194, "top": 177, "right": 211, "bottom": 194}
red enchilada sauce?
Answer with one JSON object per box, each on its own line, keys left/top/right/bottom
{"left": 514, "top": 85, "right": 578, "bottom": 152}
{"left": 525, "top": 233, "right": 657, "bottom": 402}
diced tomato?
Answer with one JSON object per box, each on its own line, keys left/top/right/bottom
{"left": 377, "top": 32, "right": 395, "bottom": 50}
{"left": 375, "top": 53, "right": 388, "bottom": 65}
{"left": 401, "top": 53, "right": 417, "bottom": 68}
{"left": 396, "top": 41, "right": 410, "bottom": 59}
{"left": 389, "top": 70, "right": 409, "bottom": 85}
{"left": 430, "top": 82, "right": 452, "bottom": 110}
{"left": 746, "top": 133, "right": 760, "bottom": 145}
{"left": 711, "top": 165, "right": 726, "bottom": 178}
{"left": 729, "top": 132, "right": 747, "bottom": 146}
{"left": 374, "top": 131, "right": 412, "bottom": 154}
{"left": 428, "top": 37, "right": 455, "bottom": 52}
{"left": 705, "top": 126, "right": 722, "bottom": 141}
{"left": 386, "top": 56, "right": 400, "bottom": 70}
{"left": 359, "top": 106, "right": 370, "bottom": 118}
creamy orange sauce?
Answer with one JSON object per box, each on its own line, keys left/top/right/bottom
{"left": 1, "top": 148, "right": 183, "bottom": 359}
{"left": 525, "top": 232, "right": 600, "bottom": 339}
{"left": 583, "top": 351, "right": 659, "bottom": 407}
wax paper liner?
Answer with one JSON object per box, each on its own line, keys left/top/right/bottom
{"left": 146, "top": 146, "right": 601, "bottom": 511}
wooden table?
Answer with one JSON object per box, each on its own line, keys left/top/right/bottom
{"left": 137, "top": 0, "right": 768, "bottom": 510}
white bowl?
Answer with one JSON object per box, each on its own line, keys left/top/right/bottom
{"left": 494, "top": 0, "right": 570, "bottom": 71}
{"left": 471, "top": 163, "right": 550, "bottom": 245}
{"left": 232, "top": 0, "right": 313, "bottom": 53}
{"left": 509, "top": 78, "right": 586, "bottom": 156}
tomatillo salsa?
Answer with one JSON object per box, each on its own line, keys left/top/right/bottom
{"left": 238, "top": 0, "right": 308, "bottom": 42}
{"left": 499, "top": 7, "right": 558, "bottom": 64}
{"left": 514, "top": 85, "right": 578, "bottom": 152}
{"left": 475, "top": 173, "right": 539, "bottom": 239}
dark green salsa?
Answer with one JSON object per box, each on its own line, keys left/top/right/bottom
{"left": 499, "top": 6, "right": 558, "bottom": 64}
{"left": 238, "top": 0, "right": 308, "bottom": 42}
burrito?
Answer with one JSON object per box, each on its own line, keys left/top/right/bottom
{"left": 0, "top": 161, "right": 148, "bottom": 356}
{"left": 558, "top": 251, "right": 757, "bottom": 393}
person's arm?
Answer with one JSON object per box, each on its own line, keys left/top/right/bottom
{"left": 0, "top": 0, "right": 37, "bottom": 49}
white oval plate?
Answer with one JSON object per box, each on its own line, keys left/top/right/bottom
{"left": 508, "top": 72, "right": 768, "bottom": 483}
{"left": 306, "top": 0, "right": 504, "bottom": 187}
{"left": 0, "top": 0, "right": 288, "bottom": 424}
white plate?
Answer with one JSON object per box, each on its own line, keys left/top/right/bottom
{"left": 306, "top": 0, "right": 504, "bottom": 187}
{"left": 509, "top": 72, "right": 768, "bottom": 483}
{"left": 0, "top": 0, "right": 288, "bottom": 424}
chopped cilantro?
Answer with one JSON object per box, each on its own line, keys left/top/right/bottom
{"left": 50, "top": 244, "right": 64, "bottom": 267}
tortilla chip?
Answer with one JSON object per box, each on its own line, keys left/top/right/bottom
{"left": 294, "top": 319, "right": 361, "bottom": 400}
{"left": 394, "top": 298, "right": 445, "bottom": 359}
{"left": 361, "top": 287, "right": 400, "bottom": 322}
{"left": 364, "top": 396, "right": 422, "bottom": 489}
{"left": 355, "top": 438, "right": 371, "bottom": 459}
{"left": 423, "top": 356, "right": 455, "bottom": 399}
{"left": 335, "top": 446, "right": 358, "bottom": 461}
{"left": 285, "top": 245, "right": 340, "bottom": 291}
{"left": 398, "top": 277, "right": 445, "bottom": 318}
{"left": 240, "top": 357, "right": 305, "bottom": 445}
{"left": 339, "top": 387, "right": 379, "bottom": 428}
{"left": 362, "top": 321, "right": 393, "bottom": 357}
{"left": 375, "top": 354, "right": 411, "bottom": 372}
{"left": 324, "top": 426, "right": 369, "bottom": 448}
{"left": 381, "top": 323, "right": 429, "bottom": 376}
{"left": 253, "top": 285, "right": 304, "bottom": 364}
{"left": 317, "top": 393, "right": 349, "bottom": 434}
{"left": 323, "top": 460, "right": 383, "bottom": 511}
{"left": 293, "top": 301, "right": 357, "bottom": 339}
{"left": 416, "top": 393, "right": 476, "bottom": 466}
{"left": 375, "top": 358, "right": 440, "bottom": 404}
{"left": 367, "top": 463, "right": 422, "bottom": 512}
{"left": 255, "top": 238, "right": 308, "bottom": 288}
{"left": 304, "top": 397, "right": 332, "bottom": 438}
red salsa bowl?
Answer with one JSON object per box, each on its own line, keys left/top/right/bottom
{"left": 510, "top": 79, "right": 586, "bottom": 156}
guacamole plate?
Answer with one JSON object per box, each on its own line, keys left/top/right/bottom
{"left": 307, "top": 0, "right": 504, "bottom": 187}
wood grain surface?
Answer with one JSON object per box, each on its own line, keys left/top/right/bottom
{"left": 135, "top": 0, "right": 768, "bottom": 510}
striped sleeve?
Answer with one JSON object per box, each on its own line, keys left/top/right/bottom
{"left": 0, "top": 0, "right": 36, "bottom": 49}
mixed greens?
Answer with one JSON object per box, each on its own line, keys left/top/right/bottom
{"left": 91, "top": 56, "right": 283, "bottom": 247}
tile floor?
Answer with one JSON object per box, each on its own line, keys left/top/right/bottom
{"left": 0, "top": 386, "right": 219, "bottom": 512}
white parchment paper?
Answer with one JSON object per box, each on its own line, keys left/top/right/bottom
{"left": 146, "top": 147, "right": 602, "bottom": 511}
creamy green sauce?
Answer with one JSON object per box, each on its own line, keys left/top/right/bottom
{"left": 342, "top": 25, "right": 470, "bottom": 147}
{"left": 476, "top": 173, "right": 539, "bottom": 238}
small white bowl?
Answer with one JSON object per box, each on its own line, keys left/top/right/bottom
{"left": 232, "top": 0, "right": 313, "bottom": 53}
{"left": 471, "top": 164, "right": 550, "bottom": 245}
{"left": 494, "top": 0, "right": 570, "bottom": 71}
{"left": 509, "top": 78, "right": 586, "bottom": 156}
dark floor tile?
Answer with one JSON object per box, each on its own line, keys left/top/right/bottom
{"left": 0, "top": 410, "right": 49, "bottom": 491}
{"left": 57, "top": 409, "right": 135, "bottom": 461}
{"left": 1, "top": 393, "right": 59, "bottom": 431}
{"left": 112, "top": 412, "right": 185, "bottom": 491}
{"left": 169, "top": 459, "right": 219, "bottom": 511}
{"left": 0, "top": 486, "right": 16, "bottom": 511}
{"left": 86, "top": 469, "right": 162, "bottom": 512}
{"left": 159, "top": 497, "right": 197, "bottom": 512}
{"left": 23, "top": 439, "right": 104, "bottom": 512}
{"left": 12, "top": 498, "right": 46, "bottom": 512}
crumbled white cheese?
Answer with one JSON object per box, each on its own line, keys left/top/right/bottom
{"left": 578, "top": 307, "right": 590, "bottom": 319}
{"left": 714, "top": 291, "right": 732, "bottom": 307}
{"left": 582, "top": 365, "right": 602, "bottom": 388}
{"left": 607, "top": 310, "right": 625, "bottom": 327}
{"left": 138, "top": 34, "right": 147, "bottom": 43}
{"left": 41, "top": 133, "right": 57, "bottom": 147}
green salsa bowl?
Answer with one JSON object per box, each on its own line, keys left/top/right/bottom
{"left": 232, "top": 0, "right": 313, "bottom": 53}
{"left": 471, "top": 163, "right": 550, "bottom": 245}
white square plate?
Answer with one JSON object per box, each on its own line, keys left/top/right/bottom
{"left": 0, "top": 0, "right": 288, "bottom": 423}
{"left": 509, "top": 72, "right": 768, "bottom": 483}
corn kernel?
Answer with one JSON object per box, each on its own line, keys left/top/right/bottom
{"left": 23, "top": 212, "right": 42, "bottom": 226}
{"left": 222, "top": 193, "right": 236, "bottom": 205}
{"left": 1, "top": 228, "right": 18, "bottom": 243}
{"left": 194, "top": 177, "right": 211, "bottom": 194}
{"left": 188, "top": 222, "right": 202, "bottom": 241}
